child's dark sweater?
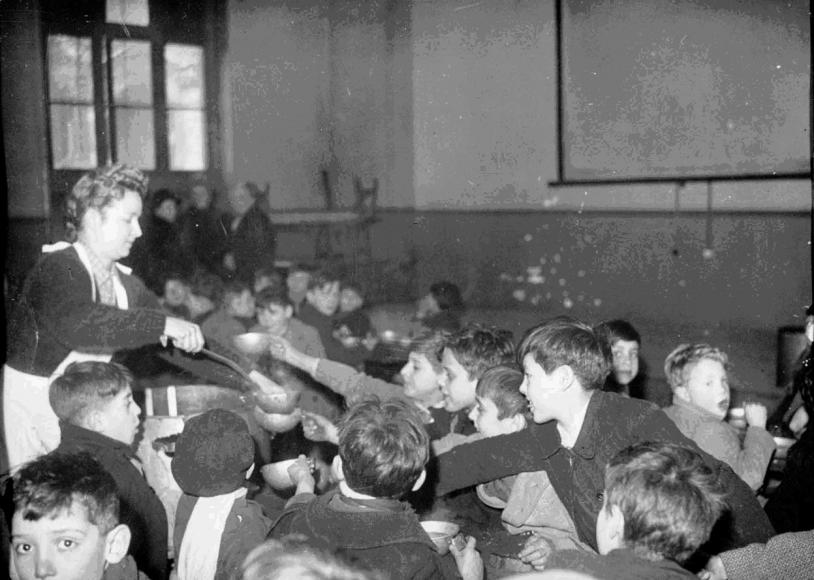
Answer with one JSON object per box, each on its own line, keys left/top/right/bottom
{"left": 56, "top": 422, "right": 168, "bottom": 580}
{"left": 270, "top": 489, "right": 459, "bottom": 580}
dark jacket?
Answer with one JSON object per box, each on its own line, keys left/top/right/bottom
{"left": 6, "top": 246, "right": 167, "bottom": 378}
{"left": 174, "top": 493, "right": 272, "bottom": 580}
{"left": 298, "top": 302, "right": 367, "bottom": 368}
{"left": 180, "top": 205, "right": 223, "bottom": 275}
{"left": 219, "top": 202, "right": 276, "bottom": 284}
{"left": 55, "top": 423, "right": 168, "bottom": 580}
{"left": 764, "top": 425, "right": 814, "bottom": 533}
{"left": 270, "top": 490, "right": 459, "bottom": 580}
{"left": 547, "top": 548, "right": 696, "bottom": 580}
{"left": 432, "top": 390, "right": 774, "bottom": 555}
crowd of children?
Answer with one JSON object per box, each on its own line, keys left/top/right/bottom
{"left": 4, "top": 169, "right": 814, "bottom": 580}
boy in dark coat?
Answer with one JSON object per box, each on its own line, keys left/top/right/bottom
{"left": 270, "top": 397, "right": 483, "bottom": 580}
{"left": 50, "top": 361, "right": 168, "bottom": 580}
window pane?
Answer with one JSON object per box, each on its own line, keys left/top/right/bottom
{"left": 50, "top": 105, "right": 97, "bottom": 169}
{"left": 115, "top": 107, "right": 155, "bottom": 169}
{"left": 111, "top": 40, "right": 152, "bottom": 105}
{"left": 106, "top": 0, "right": 149, "bottom": 26}
{"left": 165, "top": 44, "right": 204, "bottom": 108}
{"left": 47, "top": 35, "right": 93, "bottom": 102}
{"left": 168, "top": 110, "right": 206, "bottom": 170}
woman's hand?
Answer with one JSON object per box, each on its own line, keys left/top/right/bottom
{"left": 162, "top": 317, "right": 204, "bottom": 353}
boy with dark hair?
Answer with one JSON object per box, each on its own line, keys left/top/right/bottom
{"left": 594, "top": 319, "right": 644, "bottom": 398}
{"left": 269, "top": 396, "right": 483, "bottom": 580}
{"left": 439, "top": 323, "right": 516, "bottom": 436}
{"left": 547, "top": 441, "right": 726, "bottom": 579}
{"left": 11, "top": 451, "right": 147, "bottom": 580}
{"left": 252, "top": 288, "right": 325, "bottom": 359}
{"left": 50, "top": 361, "right": 169, "bottom": 580}
{"left": 171, "top": 409, "right": 272, "bottom": 580}
{"left": 200, "top": 280, "right": 256, "bottom": 347}
{"left": 417, "top": 281, "right": 465, "bottom": 333}
{"left": 431, "top": 317, "right": 773, "bottom": 569}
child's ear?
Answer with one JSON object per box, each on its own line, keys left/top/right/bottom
{"left": 284, "top": 305, "right": 294, "bottom": 318}
{"left": 673, "top": 385, "right": 690, "bottom": 403}
{"left": 556, "top": 365, "right": 576, "bottom": 390}
{"left": 104, "top": 524, "right": 131, "bottom": 566}
{"left": 509, "top": 413, "right": 527, "bottom": 431}
{"left": 85, "top": 409, "right": 106, "bottom": 433}
{"left": 331, "top": 455, "right": 345, "bottom": 482}
{"left": 411, "top": 469, "right": 427, "bottom": 492}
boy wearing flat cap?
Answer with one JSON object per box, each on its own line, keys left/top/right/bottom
{"left": 171, "top": 409, "right": 272, "bottom": 580}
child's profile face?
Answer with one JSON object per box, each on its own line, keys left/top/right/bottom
{"left": 610, "top": 339, "right": 639, "bottom": 386}
{"left": 307, "top": 282, "right": 340, "bottom": 316}
{"left": 97, "top": 387, "right": 141, "bottom": 445}
{"left": 12, "top": 506, "right": 111, "bottom": 580}
{"left": 595, "top": 496, "right": 623, "bottom": 556}
{"left": 519, "top": 354, "right": 563, "bottom": 424}
{"left": 468, "top": 396, "right": 525, "bottom": 437}
{"left": 440, "top": 348, "right": 478, "bottom": 412}
{"left": 400, "top": 352, "right": 444, "bottom": 405}
{"left": 680, "top": 358, "right": 730, "bottom": 420}
{"left": 257, "top": 303, "right": 292, "bottom": 336}
{"left": 339, "top": 288, "right": 363, "bottom": 313}
{"left": 228, "top": 290, "right": 256, "bottom": 318}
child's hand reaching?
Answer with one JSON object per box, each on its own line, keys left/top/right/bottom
{"left": 518, "top": 532, "right": 553, "bottom": 571}
{"left": 302, "top": 412, "right": 339, "bottom": 445}
{"left": 449, "top": 535, "right": 483, "bottom": 580}
{"left": 287, "top": 454, "right": 316, "bottom": 495}
{"left": 744, "top": 402, "right": 768, "bottom": 429}
{"left": 268, "top": 336, "right": 294, "bottom": 363}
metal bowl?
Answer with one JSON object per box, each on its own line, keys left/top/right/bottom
{"left": 252, "top": 406, "right": 301, "bottom": 433}
{"left": 261, "top": 459, "right": 298, "bottom": 490}
{"left": 233, "top": 332, "right": 273, "bottom": 356}
{"left": 254, "top": 388, "right": 300, "bottom": 415}
{"left": 420, "top": 520, "right": 460, "bottom": 555}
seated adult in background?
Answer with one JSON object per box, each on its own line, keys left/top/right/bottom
{"left": 701, "top": 530, "right": 814, "bottom": 580}
{"left": 594, "top": 319, "right": 645, "bottom": 399}
{"left": 179, "top": 182, "right": 223, "bottom": 276}
{"left": 416, "top": 280, "right": 465, "bottom": 333}
{"left": 220, "top": 182, "right": 276, "bottom": 284}
{"left": 129, "top": 188, "right": 188, "bottom": 295}
{"left": 546, "top": 441, "right": 726, "bottom": 580}
{"left": 662, "top": 344, "right": 775, "bottom": 491}
{"left": 10, "top": 451, "right": 148, "bottom": 580}
{"left": 763, "top": 341, "right": 814, "bottom": 533}
{"left": 431, "top": 318, "right": 773, "bottom": 569}
{"left": 3, "top": 164, "right": 203, "bottom": 476}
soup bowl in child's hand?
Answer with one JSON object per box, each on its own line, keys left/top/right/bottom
{"left": 420, "top": 521, "right": 460, "bottom": 555}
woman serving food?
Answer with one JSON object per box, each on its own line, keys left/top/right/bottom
{"left": 3, "top": 165, "right": 204, "bottom": 474}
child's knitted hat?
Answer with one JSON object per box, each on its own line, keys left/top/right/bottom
{"left": 171, "top": 409, "right": 254, "bottom": 497}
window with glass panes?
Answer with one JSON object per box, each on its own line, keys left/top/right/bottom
{"left": 44, "top": 0, "right": 208, "bottom": 172}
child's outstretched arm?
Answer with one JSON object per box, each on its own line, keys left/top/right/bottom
{"left": 268, "top": 336, "right": 408, "bottom": 403}
{"left": 287, "top": 454, "right": 316, "bottom": 496}
{"left": 301, "top": 411, "right": 339, "bottom": 445}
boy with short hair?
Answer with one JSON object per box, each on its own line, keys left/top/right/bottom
{"left": 594, "top": 319, "right": 643, "bottom": 398}
{"left": 333, "top": 280, "right": 375, "bottom": 349}
{"left": 269, "top": 397, "right": 483, "bottom": 580}
{"left": 546, "top": 441, "right": 727, "bottom": 579}
{"left": 10, "top": 451, "right": 147, "bottom": 580}
{"left": 439, "top": 324, "right": 516, "bottom": 437}
{"left": 50, "top": 360, "right": 168, "bottom": 580}
{"left": 663, "top": 344, "right": 775, "bottom": 490}
{"left": 200, "top": 280, "right": 256, "bottom": 347}
{"left": 285, "top": 263, "right": 313, "bottom": 314}
{"left": 171, "top": 409, "right": 272, "bottom": 580}
{"left": 432, "top": 317, "right": 773, "bottom": 567}
{"left": 252, "top": 288, "right": 325, "bottom": 358}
